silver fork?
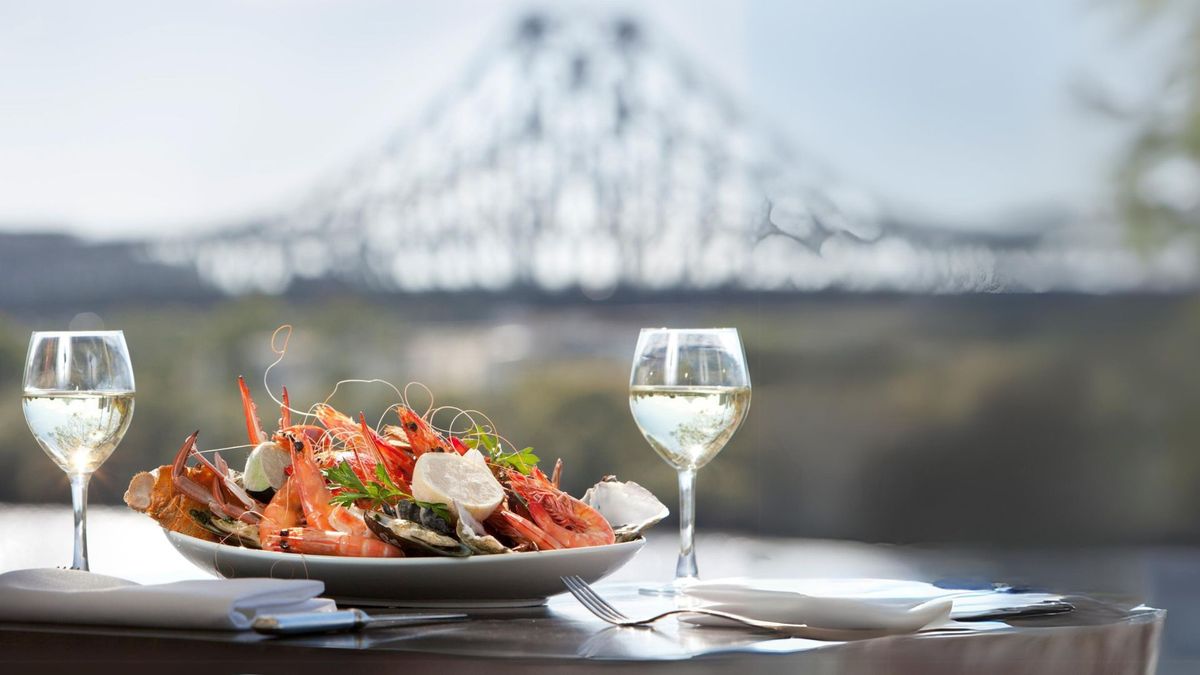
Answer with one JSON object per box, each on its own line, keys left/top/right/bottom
{"left": 560, "top": 576, "right": 978, "bottom": 640}
{"left": 560, "top": 575, "right": 809, "bottom": 633}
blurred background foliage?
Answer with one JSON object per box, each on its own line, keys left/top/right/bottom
{"left": 3, "top": 294, "right": 1199, "bottom": 546}
{"left": 1117, "top": 0, "right": 1200, "bottom": 248}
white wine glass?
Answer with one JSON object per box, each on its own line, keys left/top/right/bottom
{"left": 22, "top": 331, "right": 135, "bottom": 571}
{"left": 629, "top": 327, "right": 750, "bottom": 595}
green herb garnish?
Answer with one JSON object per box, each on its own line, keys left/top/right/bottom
{"left": 462, "top": 425, "right": 540, "bottom": 475}
{"left": 462, "top": 425, "right": 500, "bottom": 454}
{"left": 493, "top": 446, "right": 540, "bottom": 474}
{"left": 323, "top": 461, "right": 451, "bottom": 522}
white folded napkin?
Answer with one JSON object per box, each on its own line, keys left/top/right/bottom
{"left": 0, "top": 568, "right": 336, "bottom": 631}
{"left": 680, "top": 578, "right": 955, "bottom": 633}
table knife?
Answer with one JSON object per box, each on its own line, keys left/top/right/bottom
{"left": 953, "top": 600, "right": 1075, "bottom": 622}
{"left": 252, "top": 608, "right": 467, "bottom": 636}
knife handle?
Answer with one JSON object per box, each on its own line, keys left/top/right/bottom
{"left": 253, "top": 608, "right": 367, "bottom": 635}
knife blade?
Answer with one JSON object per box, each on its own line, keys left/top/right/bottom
{"left": 952, "top": 599, "right": 1075, "bottom": 622}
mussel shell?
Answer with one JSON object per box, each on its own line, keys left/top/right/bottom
{"left": 365, "top": 511, "right": 471, "bottom": 557}
{"left": 388, "top": 500, "right": 455, "bottom": 536}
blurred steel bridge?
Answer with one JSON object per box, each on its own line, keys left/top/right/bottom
{"left": 157, "top": 11, "right": 1197, "bottom": 296}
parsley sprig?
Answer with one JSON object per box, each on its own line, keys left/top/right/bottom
{"left": 462, "top": 425, "right": 540, "bottom": 474}
{"left": 323, "top": 461, "right": 451, "bottom": 522}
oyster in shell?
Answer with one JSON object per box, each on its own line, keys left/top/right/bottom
{"left": 582, "top": 477, "right": 669, "bottom": 543}
{"left": 365, "top": 510, "right": 471, "bottom": 557}
{"left": 454, "top": 502, "right": 509, "bottom": 555}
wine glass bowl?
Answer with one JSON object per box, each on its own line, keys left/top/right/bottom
{"left": 629, "top": 328, "right": 750, "bottom": 594}
{"left": 22, "top": 331, "right": 135, "bottom": 571}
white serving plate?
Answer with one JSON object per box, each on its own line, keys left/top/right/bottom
{"left": 165, "top": 530, "right": 644, "bottom": 607}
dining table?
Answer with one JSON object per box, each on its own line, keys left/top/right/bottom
{"left": 0, "top": 505, "right": 1183, "bottom": 674}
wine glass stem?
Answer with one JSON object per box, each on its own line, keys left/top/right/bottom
{"left": 675, "top": 468, "right": 698, "bottom": 583}
{"left": 69, "top": 473, "right": 90, "bottom": 571}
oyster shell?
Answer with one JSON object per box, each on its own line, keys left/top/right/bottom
{"left": 189, "top": 509, "right": 261, "bottom": 549}
{"left": 454, "top": 502, "right": 509, "bottom": 555}
{"left": 365, "top": 510, "right": 471, "bottom": 557}
{"left": 582, "top": 477, "right": 669, "bottom": 543}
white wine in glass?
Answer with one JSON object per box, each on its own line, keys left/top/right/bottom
{"left": 22, "top": 331, "right": 135, "bottom": 571}
{"left": 629, "top": 328, "right": 750, "bottom": 595}
{"left": 628, "top": 386, "right": 751, "bottom": 471}
{"left": 22, "top": 393, "right": 134, "bottom": 475}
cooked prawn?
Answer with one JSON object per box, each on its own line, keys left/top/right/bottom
{"left": 279, "top": 386, "right": 292, "bottom": 429}
{"left": 258, "top": 476, "right": 302, "bottom": 549}
{"left": 238, "top": 375, "right": 267, "bottom": 446}
{"left": 283, "top": 433, "right": 399, "bottom": 543}
{"left": 396, "top": 406, "right": 453, "bottom": 456}
{"left": 313, "top": 404, "right": 415, "bottom": 485}
{"left": 262, "top": 528, "right": 404, "bottom": 557}
{"left": 506, "top": 468, "right": 614, "bottom": 548}
{"left": 486, "top": 509, "right": 562, "bottom": 551}
{"left": 259, "top": 454, "right": 403, "bottom": 557}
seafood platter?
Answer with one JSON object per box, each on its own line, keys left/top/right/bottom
{"left": 124, "top": 330, "right": 667, "bottom": 606}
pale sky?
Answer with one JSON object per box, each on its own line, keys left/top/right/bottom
{"left": 0, "top": 0, "right": 1174, "bottom": 238}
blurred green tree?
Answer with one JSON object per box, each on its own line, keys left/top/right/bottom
{"left": 1113, "top": 0, "right": 1200, "bottom": 247}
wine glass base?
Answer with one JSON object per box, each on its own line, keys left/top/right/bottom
{"left": 638, "top": 578, "right": 698, "bottom": 597}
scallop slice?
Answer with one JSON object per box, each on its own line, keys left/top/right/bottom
{"left": 410, "top": 452, "right": 505, "bottom": 522}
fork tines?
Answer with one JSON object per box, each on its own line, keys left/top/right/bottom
{"left": 561, "top": 575, "right": 629, "bottom": 624}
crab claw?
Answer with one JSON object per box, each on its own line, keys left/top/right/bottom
{"left": 170, "top": 430, "right": 262, "bottom": 524}
{"left": 171, "top": 430, "right": 201, "bottom": 479}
